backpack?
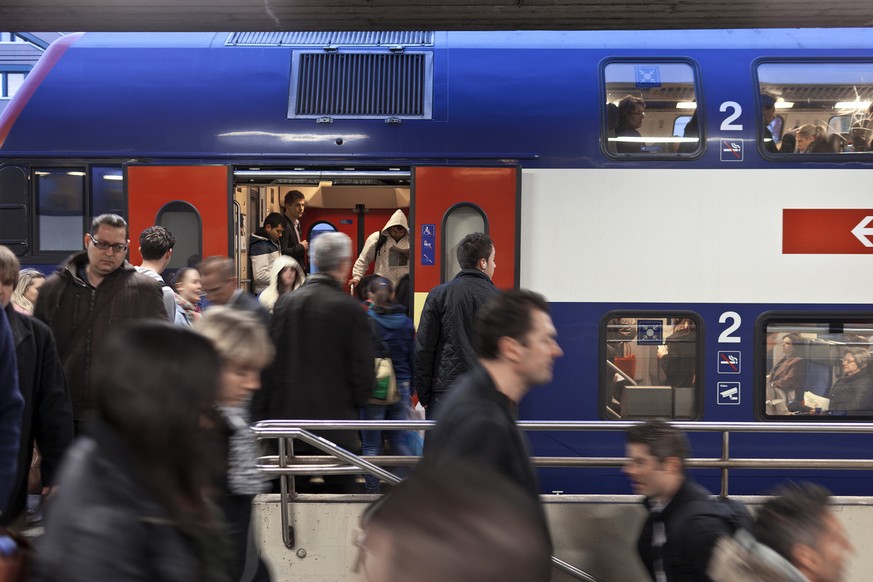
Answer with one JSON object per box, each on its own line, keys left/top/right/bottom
{"left": 675, "top": 496, "right": 753, "bottom": 536}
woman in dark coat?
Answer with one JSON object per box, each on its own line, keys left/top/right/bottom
{"left": 36, "top": 323, "right": 229, "bottom": 582}
{"left": 828, "top": 347, "right": 873, "bottom": 415}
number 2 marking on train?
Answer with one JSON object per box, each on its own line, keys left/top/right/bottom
{"left": 718, "top": 311, "right": 742, "bottom": 343}
{"left": 719, "top": 101, "right": 743, "bottom": 131}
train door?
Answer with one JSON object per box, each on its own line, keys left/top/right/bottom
{"left": 411, "top": 166, "right": 520, "bottom": 324}
{"left": 126, "top": 165, "right": 231, "bottom": 275}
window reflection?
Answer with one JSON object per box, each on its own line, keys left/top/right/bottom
{"left": 602, "top": 315, "right": 700, "bottom": 420}
{"left": 764, "top": 321, "right": 873, "bottom": 417}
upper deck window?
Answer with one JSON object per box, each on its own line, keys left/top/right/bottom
{"left": 601, "top": 313, "right": 702, "bottom": 420}
{"left": 603, "top": 62, "right": 701, "bottom": 157}
{"left": 760, "top": 315, "right": 873, "bottom": 419}
{"left": 758, "top": 62, "right": 873, "bottom": 155}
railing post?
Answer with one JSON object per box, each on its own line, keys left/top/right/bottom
{"left": 278, "top": 436, "right": 295, "bottom": 548}
{"left": 720, "top": 430, "right": 729, "bottom": 498}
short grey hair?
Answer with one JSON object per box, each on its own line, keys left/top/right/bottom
{"left": 312, "top": 232, "right": 351, "bottom": 273}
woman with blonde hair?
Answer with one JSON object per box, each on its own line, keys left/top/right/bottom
{"left": 10, "top": 268, "right": 45, "bottom": 315}
{"left": 794, "top": 124, "right": 829, "bottom": 153}
{"left": 258, "top": 255, "right": 304, "bottom": 313}
{"left": 194, "top": 307, "right": 275, "bottom": 581}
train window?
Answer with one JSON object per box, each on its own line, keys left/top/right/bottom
{"left": 0, "top": 166, "right": 28, "bottom": 255}
{"left": 603, "top": 62, "right": 700, "bottom": 157}
{"left": 760, "top": 316, "right": 873, "bottom": 420}
{"left": 91, "top": 167, "right": 124, "bottom": 217}
{"left": 442, "top": 203, "right": 486, "bottom": 282}
{"left": 34, "top": 168, "right": 85, "bottom": 252}
{"left": 0, "top": 71, "right": 26, "bottom": 99}
{"left": 156, "top": 201, "right": 202, "bottom": 271}
{"left": 601, "top": 313, "right": 702, "bottom": 420}
{"left": 758, "top": 62, "right": 873, "bottom": 154}
{"left": 307, "top": 221, "right": 337, "bottom": 273}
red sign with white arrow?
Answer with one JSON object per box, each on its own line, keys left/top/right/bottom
{"left": 783, "top": 209, "right": 873, "bottom": 254}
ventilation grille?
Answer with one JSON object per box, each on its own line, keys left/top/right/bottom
{"left": 227, "top": 31, "right": 433, "bottom": 47}
{"left": 294, "top": 52, "right": 429, "bottom": 118}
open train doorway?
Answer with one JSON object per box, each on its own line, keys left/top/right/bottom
{"left": 232, "top": 168, "right": 412, "bottom": 303}
{"left": 232, "top": 165, "right": 520, "bottom": 320}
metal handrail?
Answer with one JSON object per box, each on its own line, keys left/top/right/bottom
{"left": 252, "top": 421, "right": 873, "bottom": 582}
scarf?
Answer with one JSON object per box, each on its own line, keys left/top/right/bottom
{"left": 175, "top": 293, "right": 202, "bottom": 326}
{"left": 215, "top": 403, "right": 269, "bottom": 495}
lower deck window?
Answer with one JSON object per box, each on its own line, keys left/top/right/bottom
{"left": 762, "top": 318, "right": 873, "bottom": 419}
{"left": 601, "top": 314, "right": 701, "bottom": 420}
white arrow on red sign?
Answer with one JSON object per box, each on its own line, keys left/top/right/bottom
{"left": 852, "top": 216, "right": 873, "bottom": 248}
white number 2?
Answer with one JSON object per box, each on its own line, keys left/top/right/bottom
{"left": 719, "top": 101, "right": 743, "bottom": 131}
{"left": 718, "top": 311, "right": 742, "bottom": 344}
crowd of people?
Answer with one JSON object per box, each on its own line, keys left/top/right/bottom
{"left": 0, "top": 206, "right": 862, "bottom": 581}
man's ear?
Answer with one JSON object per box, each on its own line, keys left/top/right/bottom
{"left": 791, "top": 543, "right": 820, "bottom": 577}
{"left": 662, "top": 456, "right": 683, "bottom": 475}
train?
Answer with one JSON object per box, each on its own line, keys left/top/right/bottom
{"left": 1, "top": 29, "right": 872, "bottom": 495}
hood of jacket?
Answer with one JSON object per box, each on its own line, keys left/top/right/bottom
{"left": 250, "top": 227, "right": 270, "bottom": 244}
{"left": 708, "top": 530, "right": 808, "bottom": 582}
{"left": 381, "top": 209, "right": 409, "bottom": 235}
{"left": 369, "top": 304, "right": 408, "bottom": 329}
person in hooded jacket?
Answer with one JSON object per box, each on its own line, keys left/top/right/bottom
{"left": 361, "top": 276, "right": 414, "bottom": 493}
{"left": 249, "top": 213, "right": 284, "bottom": 295}
{"left": 258, "top": 255, "right": 305, "bottom": 314}
{"left": 348, "top": 209, "right": 410, "bottom": 290}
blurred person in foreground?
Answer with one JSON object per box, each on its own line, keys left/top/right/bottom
{"left": 0, "top": 307, "right": 23, "bottom": 517}
{"left": 0, "top": 246, "right": 72, "bottom": 525}
{"left": 354, "top": 462, "right": 551, "bottom": 582}
{"left": 624, "top": 419, "right": 738, "bottom": 582}
{"left": 421, "top": 289, "right": 562, "bottom": 545}
{"left": 36, "top": 323, "right": 229, "bottom": 582}
{"left": 10, "top": 268, "right": 45, "bottom": 315}
{"left": 195, "top": 307, "right": 274, "bottom": 581}
{"left": 709, "top": 483, "right": 854, "bottom": 582}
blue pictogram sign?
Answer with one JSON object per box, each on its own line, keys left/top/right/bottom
{"left": 717, "top": 351, "right": 741, "bottom": 374}
{"left": 720, "top": 139, "right": 744, "bottom": 162}
{"left": 421, "top": 224, "right": 435, "bottom": 266}
{"left": 717, "top": 382, "right": 741, "bottom": 405}
{"left": 635, "top": 66, "right": 661, "bottom": 87}
{"left": 637, "top": 320, "right": 663, "bottom": 345}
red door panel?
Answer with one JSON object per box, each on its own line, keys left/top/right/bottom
{"left": 412, "top": 166, "right": 519, "bottom": 294}
{"left": 126, "top": 165, "right": 230, "bottom": 264}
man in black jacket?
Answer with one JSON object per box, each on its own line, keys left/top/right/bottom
{"left": 0, "top": 246, "right": 73, "bottom": 524}
{"left": 624, "top": 419, "right": 734, "bottom": 582}
{"left": 253, "top": 232, "right": 374, "bottom": 493}
{"left": 34, "top": 214, "right": 166, "bottom": 434}
{"left": 422, "top": 289, "right": 561, "bottom": 542}
{"left": 279, "top": 190, "right": 308, "bottom": 272}
{"left": 414, "top": 232, "right": 499, "bottom": 420}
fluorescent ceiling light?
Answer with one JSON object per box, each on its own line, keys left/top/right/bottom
{"left": 835, "top": 101, "right": 871, "bottom": 110}
{"left": 775, "top": 101, "right": 794, "bottom": 109}
{"left": 676, "top": 102, "right": 697, "bottom": 109}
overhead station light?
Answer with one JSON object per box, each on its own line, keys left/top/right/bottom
{"left": 775, "top": 100, "right": 794, "bottom": 109}
{"left": 676, "top": 102, "right": 697, "bottom": 109}
{"left": 834, "top": 101, "right": 871, "bottom": 110}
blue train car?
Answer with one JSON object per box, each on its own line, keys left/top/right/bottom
{"left": 2, "top": 30, "right": 872, "bottom": 494}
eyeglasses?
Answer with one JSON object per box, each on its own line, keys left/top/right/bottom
{"left": 89, "top": 234, "right": 128, "bottom": 254}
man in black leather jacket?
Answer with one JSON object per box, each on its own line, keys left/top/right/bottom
{"left": 414, "top": 232, "right": 499, "bottom": 420}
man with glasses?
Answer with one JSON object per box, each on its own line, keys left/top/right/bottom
{"left": 34, "top": 214, "right": 165, "bottom": 434}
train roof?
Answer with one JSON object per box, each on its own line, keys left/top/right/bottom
{"left": 3, "top": 29, "right": 873, "bottom": 162}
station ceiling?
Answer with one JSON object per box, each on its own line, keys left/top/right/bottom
{"left": 4, "top": 0, "right": 873, "bottom": 32}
